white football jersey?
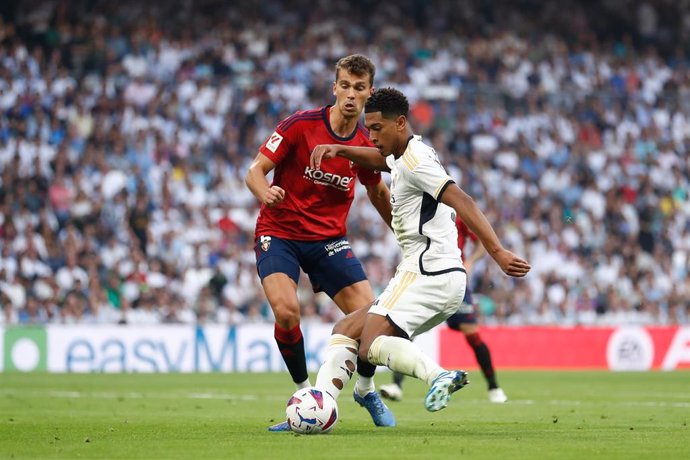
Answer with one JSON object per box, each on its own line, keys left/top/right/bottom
{"left": 385, "top": 135, "right": 463, "bottom": 275}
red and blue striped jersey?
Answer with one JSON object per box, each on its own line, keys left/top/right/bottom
{"left": 255, "top": 106, "right": 381, "bottom": 240}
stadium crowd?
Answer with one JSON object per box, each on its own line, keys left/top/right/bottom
{"left": 0, "top": 0, "right": 689, "bottom": 327}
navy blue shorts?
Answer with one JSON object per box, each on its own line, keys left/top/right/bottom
{"left": 445, "top": 289, "right": 477, "bottom": 328}
{"left": 255, "top": 235, "right": 367, "bottom": 299}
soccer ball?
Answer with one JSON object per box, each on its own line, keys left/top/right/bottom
{"left": 285, "top": 387, "right": 338, "bottom": 434}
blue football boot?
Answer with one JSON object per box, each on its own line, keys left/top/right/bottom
{"left": 353, "top": 390, "right": 396, "bottom": 427}
{"left": 267, "top": 420, "right": 291, "bottom": 432}
{"left": 424, "top": 370, "right": 469, "bottom": 412}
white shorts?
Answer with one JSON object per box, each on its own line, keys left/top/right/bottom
{"left": 369, "top": 270, "right": 467, "bottom": 338}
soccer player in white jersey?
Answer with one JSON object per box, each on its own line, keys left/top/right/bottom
{"left": 309, "top": 87, "right": 530, "bottom": 414}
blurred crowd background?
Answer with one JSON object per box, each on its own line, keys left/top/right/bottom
{"left": 0, "top": 0, "right": 688, "bottom": 327}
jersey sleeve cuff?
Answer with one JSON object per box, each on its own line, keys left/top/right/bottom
{"left": 435, "top": 179, "right": 455, "bottom": 201}
{"left": 259, "top": 147, "right": 281, "bottom": 164}
{"left": 358, "top": 173, "right": 382, "bottom": 186}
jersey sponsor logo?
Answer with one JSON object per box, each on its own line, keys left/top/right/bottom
{"left": 259, "top": 235, "right": 272, "bottom": 251}
{"left": 266, "top": 132, "right": 283, "bottom": 153}
{"left": 303, "top": 166, "right": 352, "bottom": 191}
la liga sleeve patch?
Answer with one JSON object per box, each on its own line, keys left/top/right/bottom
{"left": 266, "top": 131, "right": 284, "bottom": 153}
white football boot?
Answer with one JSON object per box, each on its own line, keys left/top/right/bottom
{"left": 379, "top": 383, "right": 403, "bottom": 402}
{"left": 488, "top": 388, "right": 508, "bottom": 403}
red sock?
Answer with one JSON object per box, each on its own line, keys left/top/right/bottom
{"left": 465, "top": 332, "right": 499, "bottom": 390}
{"left": 275, "top": 323, "right": 308, "bottom": 384}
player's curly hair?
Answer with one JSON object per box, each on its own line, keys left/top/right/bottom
{"left": 335, "top": 54, "right": 375, "bottom": 87}
{"left": 364, "top": 87, "right": 409, "bottom": 119}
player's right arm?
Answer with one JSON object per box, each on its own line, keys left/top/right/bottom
{"left": 440, "top": 184, "right": 530, "bottom": 278}
{"left": 245, "top": 153, "right": 286, "bottom": 208}
{"left": 311, "top": 145, "right": 390, "bottom": 172}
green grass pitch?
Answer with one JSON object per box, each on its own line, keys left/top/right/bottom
{"left": 1, "top": 371, "right": 689, "bottom": 459}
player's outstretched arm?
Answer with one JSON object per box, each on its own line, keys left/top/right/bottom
{"left": 245, "top": 152, "right": 286, "bottom": 208}
{"left": 440, "top": 184, "right": 530, "bottom": 278}
{"left": 311, "top": 145, "right": 390, "bottom": 172}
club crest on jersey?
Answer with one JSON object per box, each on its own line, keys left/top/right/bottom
{"left": 260, "top": 235, "right": 272, "bottom": 251}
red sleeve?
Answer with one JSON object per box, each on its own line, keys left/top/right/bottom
{"left": 356, "top": 165, "right": 382, "bottom": 186}
{"left": 258, "top": 119, "right": 298, "bottom": 165}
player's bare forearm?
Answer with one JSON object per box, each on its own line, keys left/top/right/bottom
{"left": 440, "top": 185, "right": 501, "bottom": 253}
{"left": 245, "top": 161, "right": 267, "bottom": 198}
{"left": 440, "top": 184, "right": 530, "bottom": 277}
{"left": 337, "top": 146, "right": 389, "bottom": 172}
{"left": 366, "top": 181, "right": 393, "bottom": 229}
{"left": 245, "top": 153, "right": 285, "bottom": 207}
{"left": 311, "top": 144, "right": 390, "bottom": 172}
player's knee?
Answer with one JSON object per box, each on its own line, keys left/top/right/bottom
{"left": 461, "top": 323, "right": 479, "bottom": 335}
{"left": 464, "top": 331, "right": 483, "bottom": 347}
{"left": 332, "top": 308, "right": 366, "bottom": 339}
{"left": 331, "top": 319, "right": 348, "bottom": 336}
{"left": 332, "top": 315, "right": 356, "bottom": 337}
{"left": 271, "top": 301, "right": 301, "bottom": 329}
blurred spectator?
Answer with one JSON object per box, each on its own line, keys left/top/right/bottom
{"left": 0, "top": 0, "right": 689, "bottom": 327}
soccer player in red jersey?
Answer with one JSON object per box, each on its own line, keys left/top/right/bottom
{"left": 245, "top": 55, "right": 396, "bottom": 430}
{"left": 380, "top": 217, "right": 508, "bottom": 403}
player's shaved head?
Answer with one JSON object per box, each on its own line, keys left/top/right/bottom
{"left": 335, "top": 54, "right": 375, "bottom": 87}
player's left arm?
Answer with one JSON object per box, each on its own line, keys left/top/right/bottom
{"left": 439, "top": 184, "right": 530, "bottom": 278}
{"left": 364, "top": 180, "right": 393, "bottom": 229}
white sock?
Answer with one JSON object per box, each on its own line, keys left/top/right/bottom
{"left": 314, "top": 334, "right": 359, "bottom": 400}
{"left": 367, "top": 335, "right": 445, "bottom": 387}
{"left": 296, "top": 379, "right": 311, "bottom": 390}
{"left": 354, "top": 375, "right": 375, "bottom": 398}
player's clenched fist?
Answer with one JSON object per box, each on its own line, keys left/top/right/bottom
{"left": 493, "top": 248, "right": 531, "bottom": 277}
{"left": 310, "top": 144, "right": 339, "bottom": 170}
{"left": 263, "top": 185, "right": 285, "bottom": 207}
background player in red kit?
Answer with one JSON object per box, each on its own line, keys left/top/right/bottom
{"left": 245, "top": 54, "right": 396, "bottom": 430}
{"left": 380, "top": 217, "right": 508, "bottom": 403}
